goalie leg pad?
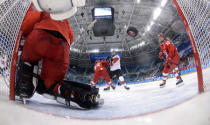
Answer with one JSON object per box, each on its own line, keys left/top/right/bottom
{"left": 15, "top": 60, "right": 37, "bottom": 98}
{"left": 58, "top": 81, "right": 101, "bottom": 109}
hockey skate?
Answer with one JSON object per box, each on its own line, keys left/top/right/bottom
{"left": 176, "top": 78, "right": 184, "bottom": 87}
{"left": 104, "top": 85, "right": 116, "bottom": 91}
{"left": 15, "top": 57, "right": 38, "bottom": 104}
{"left": 160, "top": 81, "right": 166, "bottom": 88}
{"left": 124, "top": 85, "right": 130, "bottom": 90}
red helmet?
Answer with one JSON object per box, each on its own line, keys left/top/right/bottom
{"left": 158, "top": 33, "right": 164, "bottom": 38}
{"left": 95, "top": 60, "right": 99, "bottom": 65}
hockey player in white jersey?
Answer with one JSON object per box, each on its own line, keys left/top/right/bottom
{"left": 104, "top": 51, "right": 130, "bottom": 90}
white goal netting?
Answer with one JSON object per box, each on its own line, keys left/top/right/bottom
{"left": 175, "top": 0, "right": 210, "bottom": 91}
{"left": 0, "top": 0, "right": 31, "bottom": 96}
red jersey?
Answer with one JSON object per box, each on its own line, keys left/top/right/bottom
{"left": 94, "top": 61, "right": 109, "bottom": 72}
{"left": 160, "top": 40, "right": 179, "bottom": 58}
{"left": 21, "top": 5, "right": 73, "bottom": 45}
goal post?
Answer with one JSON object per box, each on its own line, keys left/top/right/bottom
{"left": 172, "top": 0, "right": 210, "bottom": 93}
{"left": 10, "top": 31, "right": 22, "bottom": 100}
{"left": 172, "top": 0, "right": 204, "bottom": 93}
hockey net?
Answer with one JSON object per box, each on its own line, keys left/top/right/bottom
{"left": 0, "top": 0, "right": 209, "bottom": 100}
{"left": 173, "top": 0, "right": 210, "bottom": 92}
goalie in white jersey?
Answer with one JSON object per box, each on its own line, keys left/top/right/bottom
{"left": 104, "top": 51, "right": 130, "bottom": 90}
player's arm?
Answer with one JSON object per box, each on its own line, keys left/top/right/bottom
{"left": 64, "top": 20, "right": 74, "bottom": 45}
{"left": 20, "top": 5, "right": 41, "bottom": 37}
{"left": 159, "top": 45, "right": 164, "bottom": 59}
{"left": 167, "top": 42, "right": 176, "bottom": 58}
{"left": 165, "top": 41, "right": 176, "bottom": 64}
{"left": 102, "top": 61, "right": 109, "bottom": 65}
{"left": 112, "top": 56, "right": 119, "bottom": 63}
{"left": 101, "top": 61, "right": 109, "bottom": 68}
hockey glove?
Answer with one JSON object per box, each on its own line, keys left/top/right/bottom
{"left": 165, "top": 57, "right": 172, "bottom": 64}
{"left": 159, "top": 52, "right": 164, "bottom": 59}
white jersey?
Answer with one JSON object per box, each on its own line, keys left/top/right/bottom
{"left": 0, "top": 55, "right": 7, "bottom": 69}
{"left": 110, "top": 55, "right": 121, "bottom": 71}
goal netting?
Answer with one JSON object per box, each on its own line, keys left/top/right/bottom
{"left": 173, "top": 0, "right": 210, "bottom": 91}
{"left": 0, "top": 0, "right": 209, "bottom": 100}
{"left": 0, "top": 0, "right": 31, "bottom": 96}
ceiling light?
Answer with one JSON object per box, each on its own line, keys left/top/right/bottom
{"left": 141, "top": 41, "right": 145, "bottom": 45}
{"left": 91, "top": 49, "right": 99, "bottom": 53}
{"left": 137, "top": 0, "right": 141, "bottom": 4}
{"left": 153, "top": 7, "right": 162, "bottom": 20}
{"left": 161, "top": 0, "right": 168, "bottom": 7}
{"left": 146, "top": 26, "right": 151, "bottom": 31}
{"left": 111, "top": 48, "right": 117, "bottom": 52}
{"left": 70, "top": 47, "right": 80, "bottom": 52}
{"left": 150, "top": 21, "right": 154, "bottom": 26}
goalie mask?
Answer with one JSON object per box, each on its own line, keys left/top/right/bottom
{"left": 32, "top": 0, "right": 86, "bottom": 20}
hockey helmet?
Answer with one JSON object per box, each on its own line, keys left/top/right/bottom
{"left": 158, "top": 33, "right": 165, "bottom": 43}
{"left": 157, "top": 33, "right": 164, "bottom": 38}
{"left": 32, "top": 0, "right": 86, "bottom": 20}
{"left": 111, "top": 51, "right": 116, "bottom": 56}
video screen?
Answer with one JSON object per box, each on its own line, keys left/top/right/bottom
{"left": 93, "top": 8, "right": 112, "bottom": 19}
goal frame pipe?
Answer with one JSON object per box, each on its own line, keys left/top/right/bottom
{"left": 9, "top": 2, "right": 32, "bottom": 100}
{"left": 172, "top": 0, "right": 204, "bottom": 93}
{"left": 10, "top": 31, "right": 22, "bottom": 100}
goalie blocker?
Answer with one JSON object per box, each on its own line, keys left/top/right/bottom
{"left": 15, "top": 59, "right": 103, "bottom": 109}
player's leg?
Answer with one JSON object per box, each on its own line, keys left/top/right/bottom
{"left": 38, "top": 36, "right": 102, "bottom": 108}
{"left": 17, "top": 29, "right": 68, "bottom": 98}
{"left": 90, "top": 72, "right": 100, "bottom": 86}
{"left": 171, "top": 64, "right": 183, "bottom": 86}
{"left": 160, "top": 63, "right": 170, "bottom": 88}
{"left": 104, "top": 70, "right": 114, "bottom": 90}
{"left": 16, "top": 30, "right": 44, "bottom": 98}
{"left": 103, "top": 70, "right": 115, "bottom": 91}
{"left": 117, "top": 69, "right": 129, "bottom": 90}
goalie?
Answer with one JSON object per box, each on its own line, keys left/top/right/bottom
{"left": 15, "top": 0, "right": 103, "bottom": 109}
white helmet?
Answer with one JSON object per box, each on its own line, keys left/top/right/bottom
{"left": 32, "top": 0, "right": 86, "bottom": 20}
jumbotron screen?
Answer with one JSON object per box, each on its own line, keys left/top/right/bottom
{"left": 93, "top": 7, "right": 113, "bottom": 19}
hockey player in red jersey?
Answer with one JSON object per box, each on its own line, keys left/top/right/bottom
{"left": 158, "top": 33, "right": 183, "bottom": 87}
{"left": 15, "top": 1, "right": 103, "bottom": 109}
{"left": 90, "top": 60, "right": 115, "bottom": 90}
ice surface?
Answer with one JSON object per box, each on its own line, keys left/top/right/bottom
{"left": 13, "top": 71, "right": 201, "bottom": 119}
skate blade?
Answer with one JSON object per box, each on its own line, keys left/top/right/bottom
{"left": 96, "top": 99, "right": 104, "bottom": 106}
{"left": 177, "top": 82, "right": 184, "bottom": 87}
{"left": 160, "top": 85, "right": 166, "bottom": 88}
{"left": 125, "top": 87, "right": 130, "bottom": 90}
{"left": 20, "top": 97, "right": 27, "bottom": 104}
{"left": 19, "top": 94, "right": 28, "bottom": 104}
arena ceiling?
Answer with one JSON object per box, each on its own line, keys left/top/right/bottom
{"left": 68, "top": 0, "right": 187, "bottom": 67}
